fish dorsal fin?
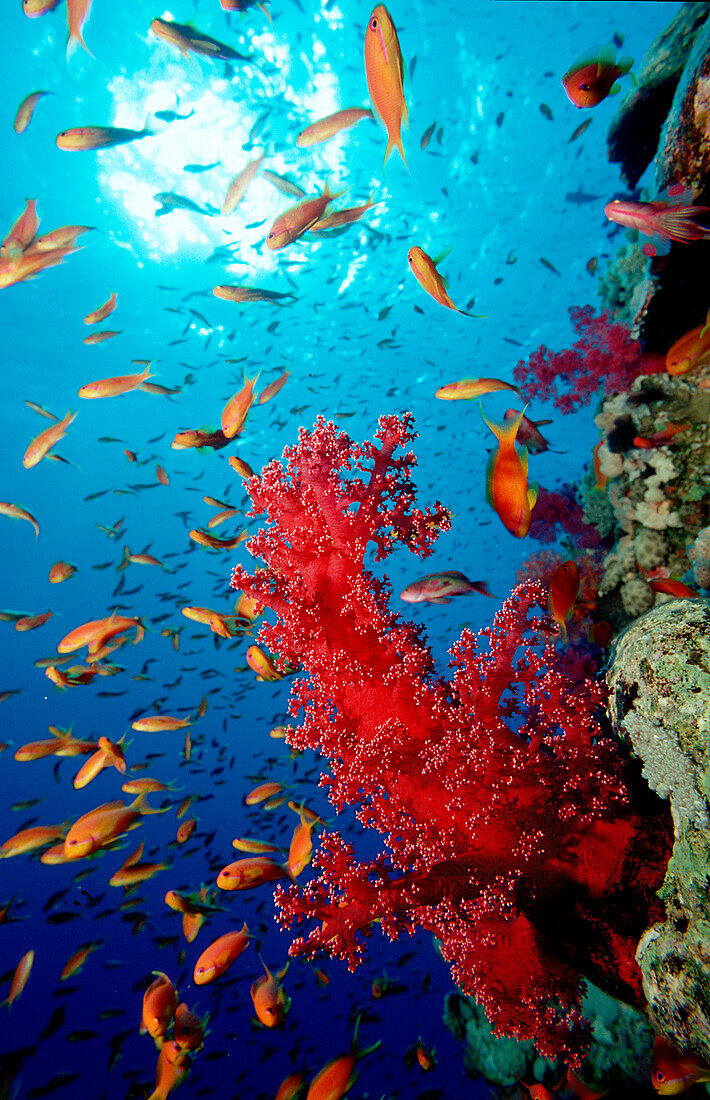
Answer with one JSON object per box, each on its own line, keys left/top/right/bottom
{"left": 563, "top": 44, "right": 614, "bottom": 82}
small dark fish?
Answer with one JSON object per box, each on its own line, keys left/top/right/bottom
{"left": 39, "top": 1006, "right": 66, "bottom": 1040}
{"left": 46, "top": 911, "right": 81, "bottom": 924}
{"left": 27, "top": 1072, "right": 80, "bottom": 1098}
{"left": 183, "top": 161, "right": 220, "bottom": 173}
{"left": 420, "top": 121, "right": 436, "bottom": 150}
{"left": 539, "top": 102, "right": 553, "bottom": 120}
{"left": 586, "top": 256, "right": 598, "bottom": 275}
{"left": 540, "top": 256, "right": 560, "bottom": 276}
{"left": 565, "top": 188, "right": 601, "bottom": 205}
{"left": 495, "top": 112, "right": 504, "bottom": 127}
{"left": 154, "top": 192, "right": 216, "bottom": 217}
{"left": 568, "top": 118, "right": 593, "bottom": 142}
{"left": 155, "top": 109, "right": 195, "bottom": 122}
{"left": 248, "top": 109, "right": 271, "bottom": 144}
{"left": 409, "top": 54, "right": 417, "bottom": 78}
{"left": 11, "top": 799, "right": 41, "bottom": 811}
{"left": 262, "top": 170, "right": 306, "bottom": 198}
{"left": 67, "top": 1029, "right": 100, "bottom": 1042}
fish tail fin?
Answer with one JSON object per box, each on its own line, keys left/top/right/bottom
{"left": 480, "top": 405, "right": 525, "bottom": 447}
{"left": 67, "top": 29, "right": 95, "bottom": 62}
{"left": 130, "top": 792, "right": 166, "bottom": 816}
{"left": 471, "top": 581, "right": 495, "bottom": 598}
{"left": 258, "top": 2, "right": 273, "bottom": 27}
{"left": 384, "top": 134, "right": 409, "bottom": 173}
{"left": 458, "top": 307, "right": 487, "bottom": 318}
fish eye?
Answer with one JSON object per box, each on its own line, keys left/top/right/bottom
{"left": 579, "top": 82, "right": 591, "bottom": 91}
{"left": 370, "top": 16, "right": 378, "bottom": 29}
{"left": 267, "top": 233, "right": 274, "bottom": 240}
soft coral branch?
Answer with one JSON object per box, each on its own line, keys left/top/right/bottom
{"left": 230, "top": 414, "right": 671, "bottom": 1063}
{"left": 513, "top": 306, "right": 665, "bottom": 412}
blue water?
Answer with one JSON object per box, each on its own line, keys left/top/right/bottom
{"left": 1, "top": 2, "right": 680, "bottom": 1098}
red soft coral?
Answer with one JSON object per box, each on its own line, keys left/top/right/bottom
{"left": 231, "top": 414, "right": 671, "bottom": 1064}
{"left": 514, "top": 306, "right": 665, "bottom": 413}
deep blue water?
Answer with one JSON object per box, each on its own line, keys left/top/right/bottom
{"left": 1, "top": 2, "right": 681, "bottom": 1098}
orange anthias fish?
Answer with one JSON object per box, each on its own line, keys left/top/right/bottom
{"left": 14, "top": 91, "right": 51, "bottom": 135}
{"left": 3, "top": 949, "right": 34, "bottom": 1007}
{"left": 364, "top": 5, "right": 408, "bottom": 168}
{"left": 216, "top": 856, "right": 294, "bottom": 891}
{"left": 250, "top": 959, "right": 290, "bottom": 1028}
{"left": 665, "top": 310, "right": 710, "bottom": 374}
{"left": 22, "top": 410, "right": 77, "bottom": 469}
{"left": 56, "top": 123, "right": 153, "bottom": 151}
{"left": 221, "top": 154, "right": 265, "bottom": 216}
{"left": 275, "top": 1073, "right": 306, "bottom": 1100}
{"left": 605, "top": 183, "right": 710, "bottom": 258}
{"left": 548, "top": 560, "right": 581, "bottom": 642}
{"left": 60, "top": 940, "right": 101, "bottom": 981}
{"left": 408, "top": 247, "right": 482, "bottom": 316}
{"left": 436, "top": 377, "right": 518, "bottom": 401}
{"left": 648, "top": 578, "right": 701, "bottom": 599}
{"left": 400, "top": 571, "right": 492, "bottom": 605}
{"left": 131, "top": 715, "right": 192, "bottom": 733}
{"left": 562, "top": 44, "right": 634, "bottom": 108}
{"left": 84, "top": 291, "right": 117, "bottom": 324}
{"left": 0, "top": 823, "right": 67, "bottom": 858}
{"left": 266, "top": 184, "right": 344, "bottom": 250}
{"left": 49, "top": 561, "right": 77, "bottom": 583}
{"left": 306, "top": 1017, "right": 381, "bottom": 1100}
{"left": 58, "top": 614, "right": 142, "bottom": 654}
{"left": 0, "top": 501, "right": 40, "bottom": 538}
{"left": 142, "top": 972, "right": 178, "bottom": 1049}
{"left": 221, "top": 372, "right": 260, "bottom": 438}
{"left": 173, "top": 1003, "right": 208, "bottom": 1052}
{"left": 633, "top": 422, "right": 690, "bottom": 448}
{"left": 193, "top": 924, "right": 252, "bottom": 985}
{"left": 148, "top": 1040, "right": 191, "bottom": 1100}
{"left": 286, "top": 807, "right": 315, "bottom": 878}
{"left": 246, "top": 644, "right": 289, "bottom": 681}
{"left": 296, "top": 107, "right": 374, "bottom": 147}
{"left": 481, "top": 408, "right": 538, "bottom": 538}
{"left": 1, "top": 198, "right": 39, "bottom": 258}
{"left": 245, "top": 780, "right": 283, "bottom": 805}
{"left": 310, "top": 197, "right": 378, "bottom": 233}
{"left": 78, "top": 365, "right": 152, "bottom": 399}
{"left": 63, "top": 792, "right": 162, "bottom": 860}
{"left": 23, "top": 0, "right": 62, "bottom": 15}
{"left": 651, "top": 1035, "right": 710, "bottom": 1094}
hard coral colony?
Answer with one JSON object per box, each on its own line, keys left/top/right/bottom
{"left": 231, "top": 414, "right": 672, "bottom": 1063}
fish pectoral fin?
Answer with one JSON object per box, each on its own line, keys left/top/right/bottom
{"left": 608, "top": 81, "right": 621, "bottom": 96}
{"left": 641, "top": 233, "right": 671, "bottom": 258}
{"left": 528, "top": 483, "right": 539, "bottom": 510}
{"left": 431, "top": 245, "right": 454, "bottom": 267}
{"left": 429, "top": 597, "right": 450, "bottom": 604}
